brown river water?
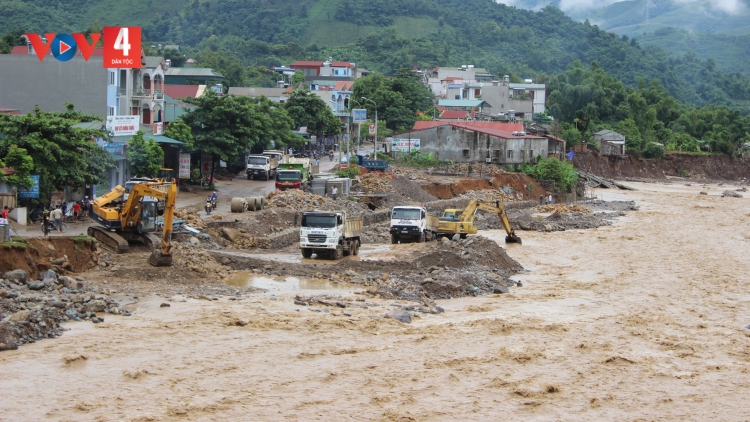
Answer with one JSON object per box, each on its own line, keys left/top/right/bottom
{"left": 1, "top": 181, "right": 750, "bottom": 420}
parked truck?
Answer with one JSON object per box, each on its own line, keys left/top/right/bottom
{"left": 246, "top": 154, "right": 279, "bottom": 180}
{"left": 389, "top": 205, "right": 439, "bottom": 244}
{"left": 299, "top": 210, "right": 362, "bottom": 260}
{"left": 262, "top": 150, "right": 285, "bottom": 162}
{"left": 356, "top": 154, "right": 389, "bottom": 172}
{"left": 275, "top": 163, "right": 310, "bottom": 191}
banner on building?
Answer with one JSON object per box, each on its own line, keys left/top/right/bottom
{"left": 105, "top": 115, "right": 139, "bottom": 136}
{"left": 18, "top": 175, "right": 40, "bottom": 198}
{"left": 179, "top": 154, "right": 191, "bottom": 179}
{"left": 392, "top": 138, "right": 420, "bottom": 152}
{"left": 201, "top": 153, "right": 213, "bottom": 175}
{"left": 352, "top": 109, "right": 367, "bottom": 123}
{"left": 368, "top": 124, "right": 376, "bottom": 136}
{"left": 153, "top": 122, "right": 163, "bottom": 135}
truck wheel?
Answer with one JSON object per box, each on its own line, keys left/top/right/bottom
{"left": 301, "top": 248, "right": 313, "bottom": 258}
{"left": 247, "top": 174, "right": 253, "bottom": 180}
{"left": 352, "top": 240, "right": 360, "bottom": 255}
{"left": 343, "top": 244, "right": 351, "bottom": 257}
{"left": 391, "top": 234, "right": 398, "bottom": 245}
{"left": 333, "top": 245, "right": 343, "bottom": 260}
{"left": 417, "top": 232, "right": 425, "bottom": 243}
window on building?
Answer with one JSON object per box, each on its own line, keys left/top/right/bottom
{"left": 493, "top": 150, "right": 501, "bottom": 158}
{"left": 507, "top": 150, "right": 513, "bottom": 159}
{"left": 108, "top": 106, "right": 115, "bottom": 116}
{"left": 109, "top": 71, "right": 116, "bottom": 86}
{"left": 462, "top": 149, "right": 470, "bottom": 159}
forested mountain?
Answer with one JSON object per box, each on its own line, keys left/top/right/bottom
{"left": 2, "top": 0, "right": 750, "bottom": 114}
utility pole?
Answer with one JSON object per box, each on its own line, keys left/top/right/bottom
{"left": 363, "top": 97, "right": 378, "bottom": 157}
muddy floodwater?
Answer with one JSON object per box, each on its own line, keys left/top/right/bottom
{"left": 224, "top": 272, "right": 361, "bottom": 293}
{"left": 2, "top": 181, "right": 750, "bottom": 420}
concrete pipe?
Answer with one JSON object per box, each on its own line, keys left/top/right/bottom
{"left": 230, "top": 197, "right": 246, "bottom": 213}
{"left": 245, "top": 197, "right": 257, "bottom": 212}
{"left": 254, "top": 197, "right": 263, "bottom": 211}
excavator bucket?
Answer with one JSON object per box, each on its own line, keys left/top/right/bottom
{"left": 148, "top": 249, "right": 173, "bottom": 267}
{"left": 505, "top": 235, "right": 522, "bottom": 245}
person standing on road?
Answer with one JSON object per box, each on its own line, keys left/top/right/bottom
{"left": 42, "top": 206, "right": 51, "bottom": 238}
{"left": 2, "top": 206, "right": 8, "bottom": 220}
{"left": 548, "top": 194, "right": 553, "bottom": 204}
{"left": 332, "top": 186, "right": 338, "bottom": 200}
{"left": 51, "top": 205, "right": 63, "bottom": 231}
{"left": 73, "top": 201, "right": 81, "bottom": 220}
{"left": 61, "top": 202, "right": 68, "bottom": 220}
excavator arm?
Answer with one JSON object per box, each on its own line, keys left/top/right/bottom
{"left": 119, "top": 183, "right": 175, "bottom": 266}
{"left": 459, "top": 200, "right": 522, "bottom": 244}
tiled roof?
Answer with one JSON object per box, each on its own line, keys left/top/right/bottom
{"left": 331, "top": 61, "right": 354, "bottom": 68}
{"left": 449, "top": 122, "right": 541, "bottom": 139}
{"left": 164, "top": 84, "right": 201, "bottom": 99}
{"left": 144, "top": 56, "right": 164, "bottom": 69}
{"left": 290, "top": 61, "right": 323, "bottom": 68}
{"left": 0, "top": 107, "right": 22, "bottom": 115}
{"left": 165, "top": 67, "right": 224, "bottom": 78}
{"left": 334, "top": 81, "right": 353, "bottom": 91}
{"left": 439, "top": 110, "right": 470, "bottom": 119}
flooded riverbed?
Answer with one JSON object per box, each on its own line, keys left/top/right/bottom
{"left": 2, "top": 181, "right": 750, "bottom": 420}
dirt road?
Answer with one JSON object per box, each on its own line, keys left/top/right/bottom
{"left": 2, "top": 181, "right": 749, "bottom": 420}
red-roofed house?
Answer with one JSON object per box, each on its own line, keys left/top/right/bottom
{"left": 397, "top": 122, "right": 547, "bottom": 164}
{"left": 0, "top": 107, "right": 22, "bottom": 115}
{"left": 438, "top": 110, "right": 471, "bottom": 121}
{"left": 290, "top": 61, "right": 324, "bottom": 77}
{"left": 163, "top": 84, "right": 203, "bottom": 99}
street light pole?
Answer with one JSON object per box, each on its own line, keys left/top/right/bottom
{"left": 362, "top": 97, "right": 377, "bottom": 156}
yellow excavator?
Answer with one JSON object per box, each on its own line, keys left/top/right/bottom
{"left": 88, "top": 181, "right": 177, "bottom": 266}
{"left": 437, "top": 200, "right": 522, "bottom": 244}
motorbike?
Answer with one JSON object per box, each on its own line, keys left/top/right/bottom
{"left": 205, "top": 201, "right": 212, "bottom": 215}
{"left": 41, "top": 219, "right": 66, "bottom": 233}
{"left": 329, "top": 153, "right": 334, "bottom": 161}
{"left": 211, "top": 199, "right": 217, "bottom": 210}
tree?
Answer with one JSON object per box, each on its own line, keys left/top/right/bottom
{"left": 182, "top": 91, "right": 302, "bottom": 182}
{"left": 0, "top": 28, "right": 26, "bottom": 54}
{"left": 283, "top": 90, "right": 341, "bottom": 137}
{"left": 291, "top": 70, "right": 306, "bottom": 88}
{"left": 0, "top": 144, "right": 34, "bottom": 189}
{"left": 0, "top": 107, "right": 113, "bottom": 203}
{"left": 164, "top": 120, "right": 194, "bottom": 151}
{"left": 524, "top": 158, "right": 578, "bottom": 192}
{"left": 127, "top": 132, "right": 164, "bottom": 177}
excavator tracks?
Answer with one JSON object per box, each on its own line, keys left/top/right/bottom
{"left": 88, "top": 226, "right": 129, "bottom": 254}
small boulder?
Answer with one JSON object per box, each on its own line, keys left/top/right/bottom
{"left": 160, "top": 303, "right": 171, "bottom": 308}
{"left": 189, "top": 237, "right": 200, "bottom": 246}
{"left": 3, "top": 270, "right": 27, "bottom": 284}
{"left": 27, "top": 281, "right": 45, "bottom": 291}
{"left": 493, "top": 285, "right": 510, "bottom": 294}
{"left": 9, "top": 310, "right": 32, "bottom": 322}
{"left": 83, "top": 300, "right": 107, "bottom": 313}
{"left": 40, "top": 270, "right": 57, "bottom": 282}
{"left": 452, "top": 234, "right": 461, "bottom": 241}
{"left": 391, "top": 310, "right": 412, "bottom": 324}
{"left": 221, "top": 227, "right": 241, "bottom": 242}
{"left": 58, "top": 276, "right": 82, "bottom": 289}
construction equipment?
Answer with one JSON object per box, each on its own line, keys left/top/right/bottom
{"left": 88, "top": 181, "right": 177, "bottom": 266}
{"left": 299, "top": 211, "right": 362, "bottom": 260}
{"left": 437, "top": 200, "right": 522, "bottom": 244}
{"left": 389, "top": 205, "right": 439, "bottom": 243}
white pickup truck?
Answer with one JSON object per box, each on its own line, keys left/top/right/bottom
{"left": 246, "top": 155, "right": 278, "bottom": 180}
{"left": 389, "top": 205, "right": 439, "bottom": 243}
{"left": 299, "top": 211, "right": 362, "bottom": 260}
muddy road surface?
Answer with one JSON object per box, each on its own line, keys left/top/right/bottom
{"left": 2, "top": 181, "right": 750, "bottom": 420}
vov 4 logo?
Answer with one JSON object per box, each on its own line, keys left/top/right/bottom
{"left": 25, "top": 26, "right": 141, "bottom": 68}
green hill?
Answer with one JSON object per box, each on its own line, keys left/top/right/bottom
{"left": 590, "top": 0, "right": 750, "bottom": 36}
{"left": 3, "top": 0, "right": 750, "bottom": 113}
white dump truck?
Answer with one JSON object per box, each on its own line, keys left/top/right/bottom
{"left": 389, "top": 205, "right": 439, "bottom": 243}
{"left": 246, "top": 155, "right": 279, "bottom": 180}
{"left": 299, "top": 210, "right": 362, "bottom": 260}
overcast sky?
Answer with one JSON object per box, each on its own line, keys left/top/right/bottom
{"left": 496, "top": 0, "right": 747, "bottom": 16}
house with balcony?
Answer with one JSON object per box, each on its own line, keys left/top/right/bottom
{"left": 459, "top": 76, "right": 546, "bottom": 121}
{"left": 112, "top": 57, "right": 167, "bottom": 128}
